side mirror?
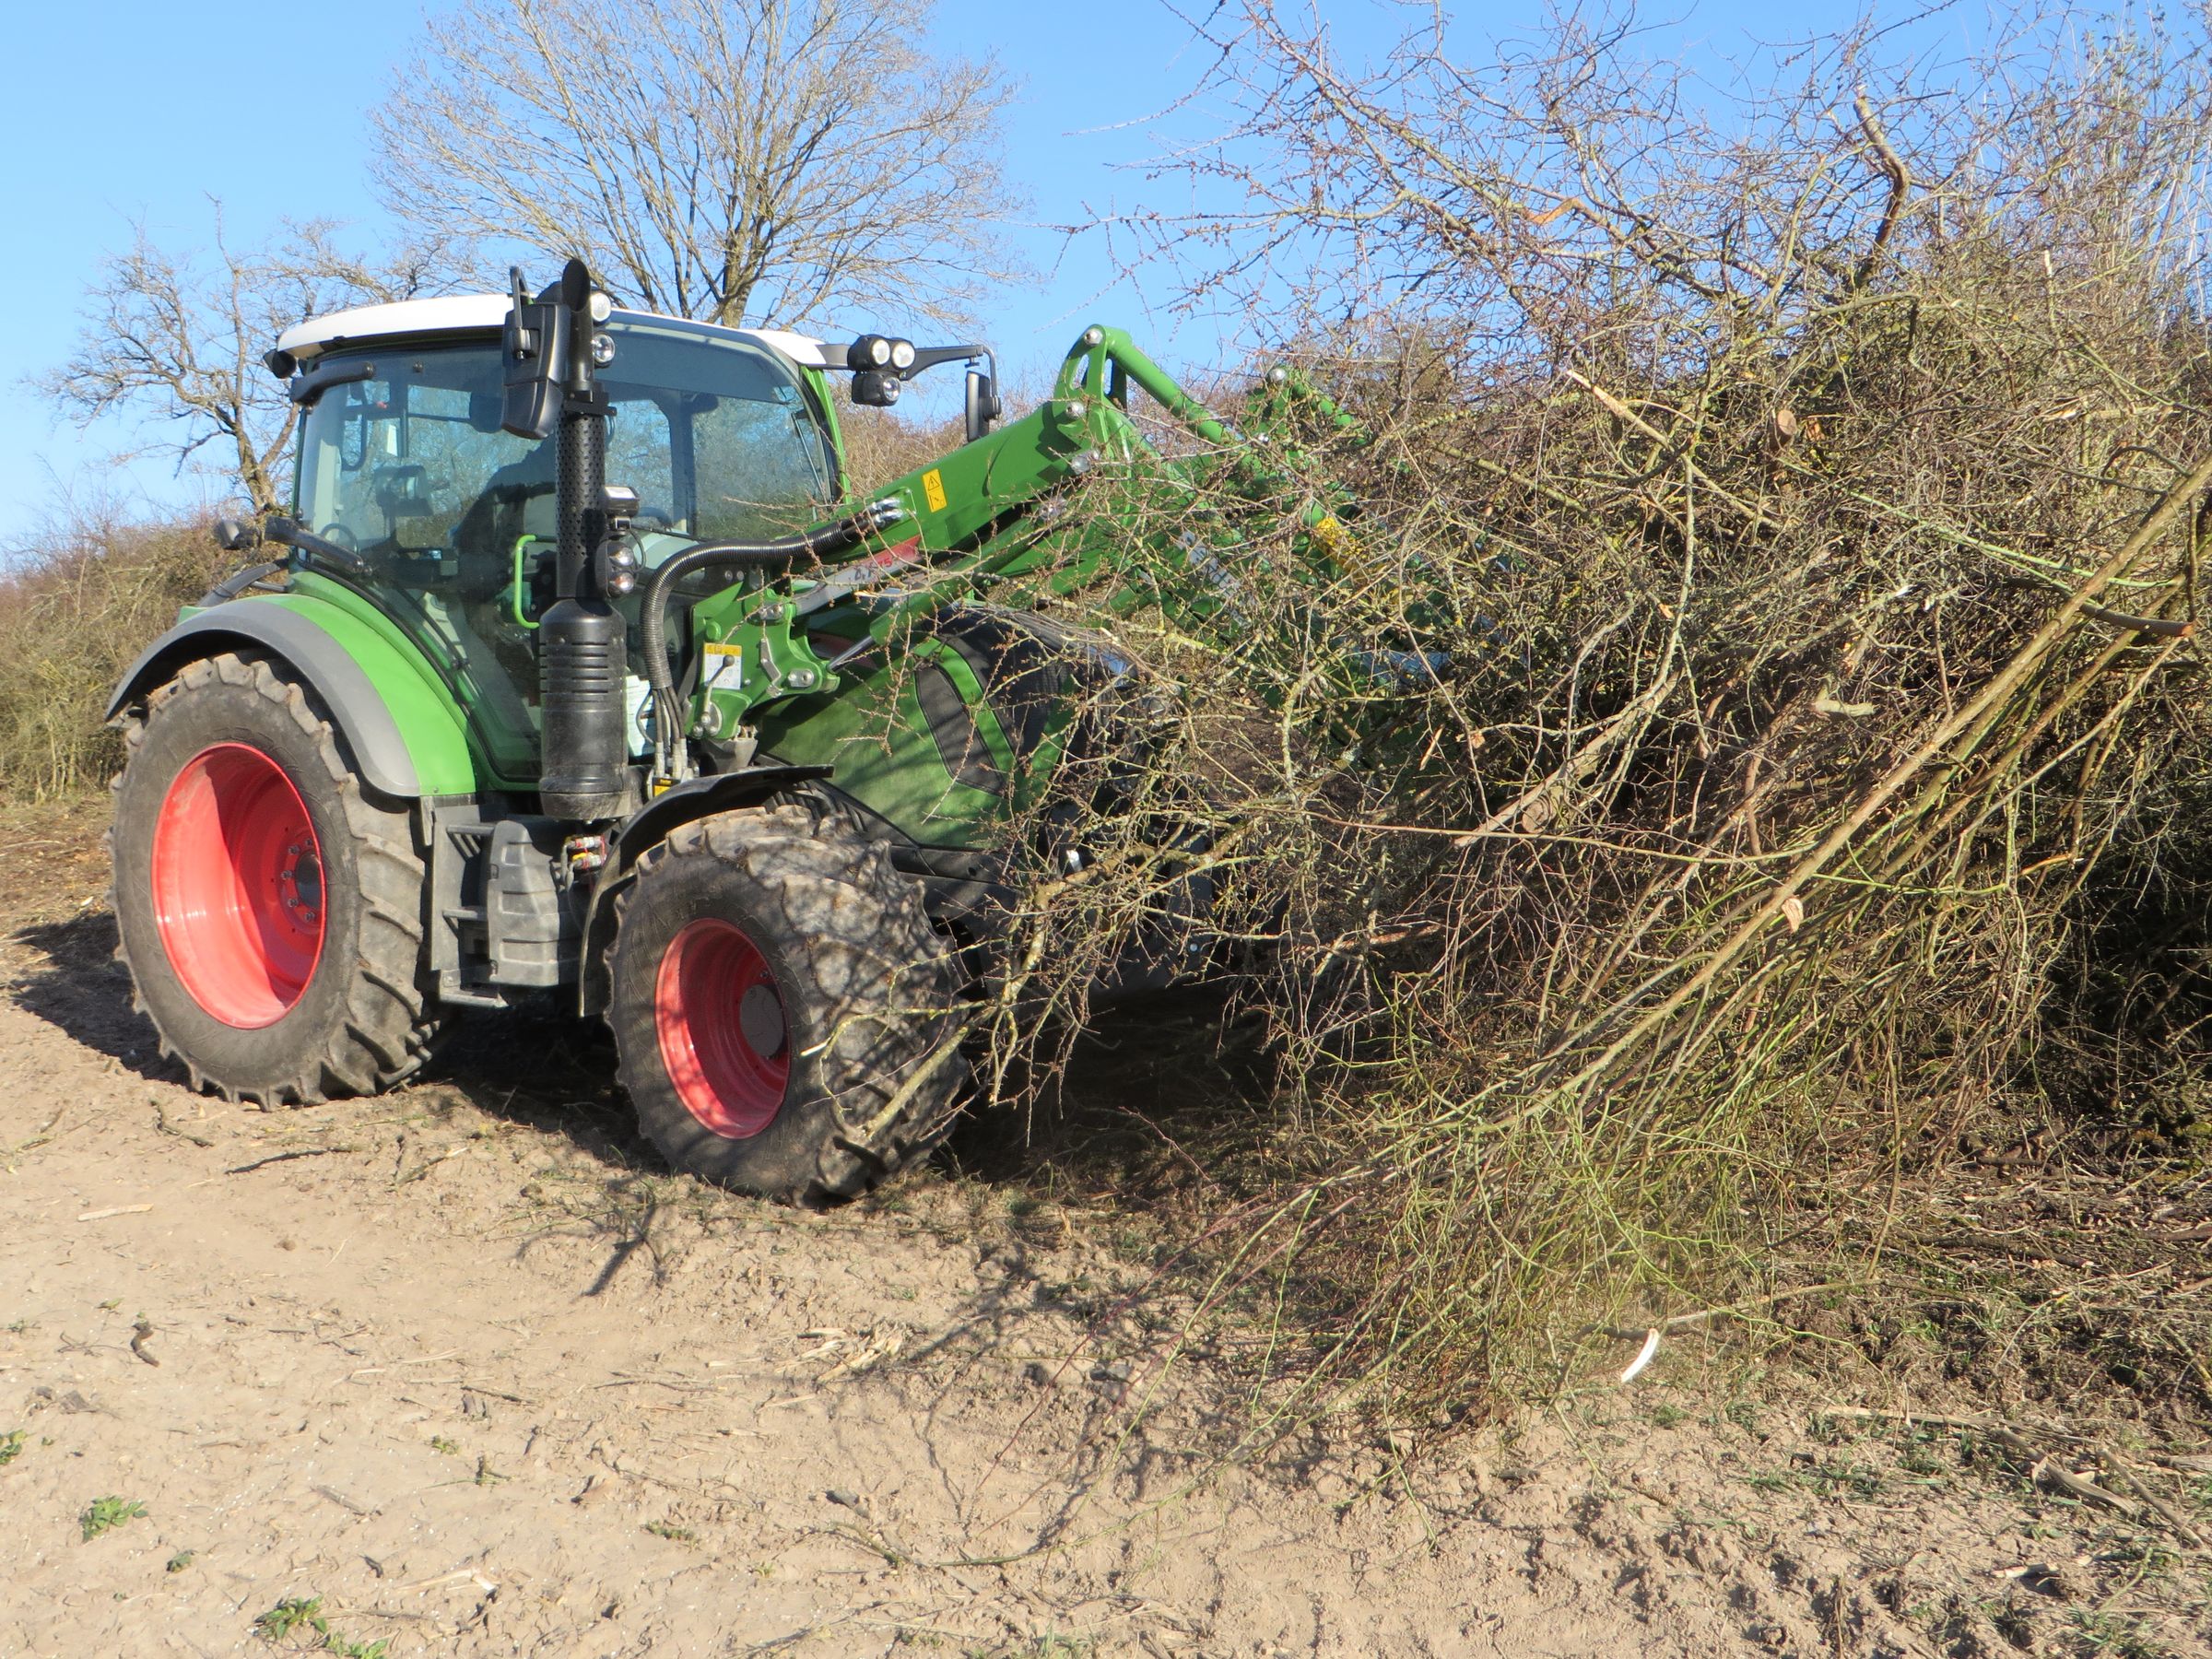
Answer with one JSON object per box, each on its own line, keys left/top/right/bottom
{"left": 964, "top": 369, "right": 1002, "bottom": 442}
{"left": 213, "top": 516, "right": 262, "bottom": 553}
{"left": 500, "top": 262, "right": 589, "bottom": 440}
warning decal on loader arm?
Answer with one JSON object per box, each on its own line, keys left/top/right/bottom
{"left": 704, "top": 642, "right": 744, "bottom": 691}
{"left": 922, "top": 469, "right": 948, "bottom": 513}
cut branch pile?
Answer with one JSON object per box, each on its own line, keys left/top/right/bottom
{"left": 980, "top": 7, "right": 2212, "bottom": 1419}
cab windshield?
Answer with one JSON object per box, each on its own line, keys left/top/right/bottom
{"left": 295, "top": 316, "right": 837, "bottom": 553}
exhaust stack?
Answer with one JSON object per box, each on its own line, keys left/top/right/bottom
{"left": 502, "top": 260, "right": 629, "bottom": 821}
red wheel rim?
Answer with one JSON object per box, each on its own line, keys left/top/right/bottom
{"left": 150, "top": 743, "right": 326, "bottom": 1030}
{"left": 654, "top": 919, "right": 790, "bottom": 1138}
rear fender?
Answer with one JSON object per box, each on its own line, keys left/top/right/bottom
{"left": 106, "top": 595, "right": 477, "bottom": 800}
{"left": 576, "top": 764, "right": 831, "bottom": 1018}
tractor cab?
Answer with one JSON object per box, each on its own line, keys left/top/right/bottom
{"left": 272, "top": 297, "right": 852, "bottom": 785}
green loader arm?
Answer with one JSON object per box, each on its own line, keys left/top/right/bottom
{"left": 685, "top": 325, "right": 1371, "bottom": 741}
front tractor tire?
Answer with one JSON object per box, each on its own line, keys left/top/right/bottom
{"left": 608, "top": 803, "right": 967, "bottom": 1205}
{"left": 110, "top": 653, "right": 441, "bottom": 1104}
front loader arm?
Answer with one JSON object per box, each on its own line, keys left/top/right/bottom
{"left": 680, "top": 324, "right": 1374, "bottom": 741}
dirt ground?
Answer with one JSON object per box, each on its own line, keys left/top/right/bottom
{"left": 2, "top": 797, "right": 2207, "bottom": 1658}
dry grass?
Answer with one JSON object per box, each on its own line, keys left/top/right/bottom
{"left": 838, "top": 400, "right": 970, "bottom": 498}
{"left": 0, "top": 513, "right": 229, "bottom": 799}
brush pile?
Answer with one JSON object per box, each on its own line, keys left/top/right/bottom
{"left": 982, "top": 9, "right": 2212, "bottom": 1415}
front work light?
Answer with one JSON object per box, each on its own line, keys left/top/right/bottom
{"left": 846, "top": 335, "right": 918, "bottom": 373}
{"left": 851, "top": 370, "right": 902, "bottom": 407}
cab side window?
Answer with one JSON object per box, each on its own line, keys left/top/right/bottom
{"left": 691, "top": 385, "right": 831, "bottom": 541}
{"left": 606, "top": 396, "right": 677, "bottom": 530}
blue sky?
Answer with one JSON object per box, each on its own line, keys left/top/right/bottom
{"left": 0, "top": 0, "right": 1925, "bottom": 531}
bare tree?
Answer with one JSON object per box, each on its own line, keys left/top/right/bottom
{"left": 370, "top": 0, "right": 1023, "bottom": 330}
{"left": 41, "top": 211, "right": 448, "bottom": 512}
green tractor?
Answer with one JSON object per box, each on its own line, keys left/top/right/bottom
{"left": 106, "top": 259, "right": 1359, "bottom": 1202}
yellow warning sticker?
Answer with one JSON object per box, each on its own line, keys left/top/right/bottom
{"left": 703, "top": 641, "right": 744, "bottom": 691}
{"left": 921, "top": 468, "right": 948, "bottom": 513}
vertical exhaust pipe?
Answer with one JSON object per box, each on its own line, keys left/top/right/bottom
{"left": 502, "top": 260, "right": 629, "bottom": 821}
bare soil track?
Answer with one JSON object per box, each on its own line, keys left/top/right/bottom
{"left": 0, "top": 797, "right": 2206, "bottom": 1656}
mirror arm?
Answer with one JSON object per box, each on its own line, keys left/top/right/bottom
{"left": 263, "top": 514, "right": 377, "bottom": 578}
{"left": 897, "top": 343, "right": 990, "bottom": 381}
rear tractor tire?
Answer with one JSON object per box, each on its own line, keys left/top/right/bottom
{"left": 607, "top": 802, "right": 967, "bottom": 1205}
{"left": 109, "top": 653, "right": 442, "bottom": 1104}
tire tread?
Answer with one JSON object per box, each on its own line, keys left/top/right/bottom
{"left": 611, "top": 798, "right": 964, "bottom": 1205}
{"left": 109, "top": 653, "right": 442, "bottom": 1106}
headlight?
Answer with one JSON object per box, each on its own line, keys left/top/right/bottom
{"left": 847, "top": 335, "right": 894, "bottom": 371}
{"left": 889, "top": 338, "right": 917, "bottom": 371}
{"left": 851, "top": 370, "right": 902, "bottom": 407}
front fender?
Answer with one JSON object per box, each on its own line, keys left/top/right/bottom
{"left": 106, "top": 594, "right": 477, "bottom": 799}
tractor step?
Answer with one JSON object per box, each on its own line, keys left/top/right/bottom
{"left": 434, "top": 973, "right": 512, "bottom": 1011}
{"left": 426, "top": 809, "right": 582, "bottom": 1002}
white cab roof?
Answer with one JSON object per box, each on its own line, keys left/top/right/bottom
{"left": 275, "top": 294, "right": 838, "bottom": 371}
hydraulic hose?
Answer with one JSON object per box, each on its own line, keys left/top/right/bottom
{"left": 641, "top": 498, "right": 905, "bottom": 773}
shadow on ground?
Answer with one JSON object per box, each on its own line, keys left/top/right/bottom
{"left": 8, "top": 912, "right": 182, "bottom": 1085}
{"left": 3, "top": 901, "right": 1269, "bottom": 1219}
